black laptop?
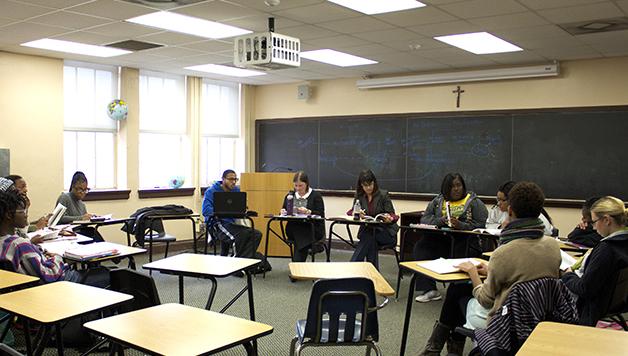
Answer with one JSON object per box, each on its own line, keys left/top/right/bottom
{"left": 213, "top": 192, "right": 247, "bottom": 216}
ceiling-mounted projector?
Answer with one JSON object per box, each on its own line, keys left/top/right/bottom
{"left": 234, "top": 18, "right": 300, "bottom": 70}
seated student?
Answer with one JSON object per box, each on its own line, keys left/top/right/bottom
{"left": 347, "top": 170, "right": 399, "bottom": 268}
{"left": 56, "top": 171, "right": 94, "bottom": 224}
{"left": 0, "top": 190, "right": 82, "bottom": 283}
{"left": 280, "top": 171, "right": 325, "bottom": 262}
{"left": 487, "top": 180, "right": 556, "bottom": 236}
{"left": 561, "top": 196, "right": 628, "bottom": 326}
{"left": 419, "top": 182, "right": 561, "bottom": 356}
{"left": 6, "top": 174, "right": 51, "bottom": 232}
{"left": 567, "top": 196, "right": 603, "bottom": 247}
{"left": 202, "top": 169, "right": 262, "bottom": 259}
{"left": 413, "top": 173, "right": 488, "bottom": 302}
{"left": 486, "top": 180, "right": 516, "bottom": 229}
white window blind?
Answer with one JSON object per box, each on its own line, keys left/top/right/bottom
{"left": 63, "top": 61, "right": 117, "bottom": 189}
{"left": 139, "top": 70, "right": 190, "bottom": 188}
{"left": 200, "top": 80, "right": 243, "bottom": 186}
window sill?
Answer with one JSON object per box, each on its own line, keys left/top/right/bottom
{"left": 138, "top": 187, "right": 195, "bottom": 199}
{"left": 83, "top": 190, "right": 131, "bottom": 201}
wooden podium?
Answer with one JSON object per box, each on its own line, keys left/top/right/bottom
{"left": 240, "top": 172, "right": 293, "bottom": 257}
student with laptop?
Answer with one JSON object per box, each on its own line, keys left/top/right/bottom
{"left": 202, "top": 169, "right": 261, "bottom": 259}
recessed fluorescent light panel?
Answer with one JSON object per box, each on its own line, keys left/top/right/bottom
{"left": 127, "top": 12, "right": 251, "bottom": 39}
{"left": 185, "top": 64, "right": 266, "bottom": 77}
{"left": 328, "top": 0, "right": 425, "bottom": 15}
{"left": 434, "top": 32, "right": 523, "bottom": 54}
{"left": 301, "top": 49, "right": 377, "bottom": 67}
{"left": 21, "top": 38, "right": 131, "bottom": 57}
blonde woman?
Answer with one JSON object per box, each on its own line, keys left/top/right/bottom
{"left": 562, "top": 196, "right": 628, "bottom": 326}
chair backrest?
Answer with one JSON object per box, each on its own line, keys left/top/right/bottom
{"left": 607, "top": 266, "right": 628, "bottom": 315}
{"left": 109, "top": 268, "right": 160, "bottom": 313}
{"left": 0, "top": 259, "right": 15, "bottom": 272}
{"left": 304, "top": 277, "right": 379, "bottom": 343}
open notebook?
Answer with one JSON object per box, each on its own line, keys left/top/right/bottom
{"left": 418, "top": 258, "right": 482, "bottom": 274}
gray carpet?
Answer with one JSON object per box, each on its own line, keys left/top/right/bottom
{"left": 12, "top": 250, "right": 465, "bottom": 355}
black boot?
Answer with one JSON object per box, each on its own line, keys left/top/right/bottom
{"left": 419, "top": 321, "right": 451, "bottom": 356}
{"left": 446, "top": 333, "right": 466, "bottom": 356}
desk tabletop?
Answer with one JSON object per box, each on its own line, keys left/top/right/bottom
{"left": 42, "top": 241, "right": 145, "bottom": 263}
{"left": 400, "top": 225, "right": 496, "bottom": 237}
{"left": 327, "top": 216, "right": 389, "bottom": 225}
{"left": 265, "top": 214, "right": 325, "bottom": 221}
{"left": 0, "top": 281, "right": 132, "bottom": 323}
{"left": 84, "top": 303, "right": 273, "bottom": 356}
{"left": 0, "top": 270, "right": 39, "bottom": 292}
{"left": 143, "top": 253, "right": 260, "bottom": 277}
{"left": 289, "top": 262, "right": 395, "bottom": 296}
{"left": 39, "top": 232, "right": 93, "bottom": 244}
{"left": 400, "top": 258, "right": 486, "bottom": 282}
{"left": 72, "top": 217, "right": 131, "bottom": 226}
{"left": 517, "top": 321, "right": 628, "bottom": 356}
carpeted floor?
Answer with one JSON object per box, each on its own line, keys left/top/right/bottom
{"left": 9, "top": 249, "right": 470, "bottom": 355}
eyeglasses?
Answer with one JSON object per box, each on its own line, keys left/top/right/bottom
{"left": 225, "top": 177, "right": 239, "bottom": 182}
{"left": 590, "top": 216, "right": 603, "bottom": 225}
{"left": 15, "top": 209, "right": 28, "bottom": 214}
{"left": 75, "top": 187, "right": 91, "bottom": 193}
{"left": 496, "top": 198, "right": 508, "bottom": 204}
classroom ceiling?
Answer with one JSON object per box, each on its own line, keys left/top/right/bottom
{"left": 1, "top": 0, "right": 628, "bottom": 85}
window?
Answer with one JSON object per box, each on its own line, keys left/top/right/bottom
{"left": 63, "top": 62, "right": 117, "bottom": 189}
{"left": 199, "top": 80, "right": 243, "bottom": 186}
{"left": 139, "top": 70, "right": 189, "bottom": 188}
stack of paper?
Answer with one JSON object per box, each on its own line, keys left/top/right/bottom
{"left": 408, "top": 223, "right": 438, "bottom": 230}
{"left": 560, "top": 250, "right": 577, "bottom": 271}
{"left": 418, "top": 258, "right": 481, "bottom": 274}
{"left": 472, "top": 228, "right": 502, "bottom": 236}
{"left": 63, "top": 242, "right": 119, "bottom": 261}
{"left": 27, "top": 228, "right": 59, "bottom": 241}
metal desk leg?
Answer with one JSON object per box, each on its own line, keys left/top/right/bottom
{"left": 400, "top": 272, "right": 417, "bottom": 356}
{"left": 55, "top": 323, "right": 64, "bottom": 356}
{"left": 243, "top": 341, "right": 255, "bottom": 356}
{"left": 263, "top": 219, "right": 272, "bottom": 278}
{"left": 179, "top": 275, "right": 184, "bottom": 304}
{"left": 326, "top": 222, "right": 336, "bottom": 262}
{"left": 205, "top": 276, "right": 218, "bottom": 310}
{"left": 24, "top": 319, "right": 32, "bottom": 356}
{"left": 246, "top": 271, "right": 258, "bottom": 353}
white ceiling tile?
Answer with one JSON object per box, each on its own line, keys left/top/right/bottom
{"left": 67, "top": 0, "right": 155, "bottom": 21}
{"left": 481, "top": 51, "right": 549, "bottom": 64}
{"left": 135, "top": 30, "right": 205, "bottom": 46}
{"left": 536, "top": 2, "right": 623, "bottom": 24}
{"left": 341, "top": 43, "right": 397, "bottom": 56}
{"left": 179, "top": 39, "right": 233, "bottom": 52}
{"left": 0, "top": 16, "right": 16, "bottom": 27}
{"left": 408, "top": 20, "right": 483, "bottom": 37}
{"left": 510, "top": 35, "right": 586, "bottom": 50}
{"left": 518, "top": 0, "right": 609, "bottom": 11}
{"left": 617, "top": 0, "right": 628, "bottom": 15}
{"left": 384, "top": 37, "right": 447, "bottom": 52}
{"left": 317, "top": 16, "right": 394, "bottom": 34}
{"left": 531, "top": 45, "right": 601, "bottom": 61}
{"left": 493, "top": 24, "right": 570, "bottom": 41}
{"left": 304, "top": 34, "right": 369, "bottom": 49}
{"left": 368, "top": 52, "right": 426, "bottom": 67}
{"left": 0, "top": 21, "right": 69, "bottom": 43}
{"left": 116, "top": 51, "right": 169, "bottom": 62}
{"left": 225, "top": 0, "right": 324, "bottom": 12}
{"left": 352, "top": 28, "right": 423, "bottom": 44}
{"left": 14, "top": 0, "right": 93, "bottom": 9}
{"left": 160, "top": 53, "right": 235, "bottom": 67}
{"left": 358, "top": 62, "right": 410, "bottom": 75}
{"left": 52, "top": 30, "right": 121, "bottom": 45}
{"left": 0, "top": 0, "right": 56, "bottom": 20}
{"left": 279, "top": 24, "right": 340, "bottom": 40}
{"left": 274, "top": 2, "right": 360, "bottom": 24}
{"left": 402, "top": 60, "right": 452, "bottom": 73}
{"left": 85, "top": 21, "right": 162, "bottom": 38}
{"left": 422, "top": 0, "right": 467, "bottom": 4}
{"left": 173, "top": 0, "right": 264, "bottom": 22}
{"left": 469, "top": 12, "right": 550, "bottom": 30}
{"left": 439, "top": 0, "right": 528, "bottom": 19}
{"left": 142, "top": 45, "right": 206, "bottom": 58}
{"left": 222, "top": 15, "right": 302, "bottom": 32}
{"left": 375, "top": 6, "right": 457, "bottom": 27}
{"left": 29, "top": 11, "right": 113, "bottom": 30}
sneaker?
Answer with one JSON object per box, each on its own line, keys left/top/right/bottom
{"left": 415, "top": 290, "right": 442, "bottom": 303}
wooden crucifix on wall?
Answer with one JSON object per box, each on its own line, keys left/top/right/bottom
{"left": 452, "top": 86, "right": 465, "bottom": 108}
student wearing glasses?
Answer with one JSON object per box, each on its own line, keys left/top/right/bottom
{"left": 486, "top": 181, "right": 516, "bottom": 229}
{"left": 561, "top": 196, "right": 628, "bottom": 326}
{"left": 55, "top": 171, "right": 94, "bottom": 224}
{"left": 413, "top": 173, "right": 488, "bottom": 303}
{"left": 348, "top": 170, "right": 399, "bottom": 269}
{"left": 5, "top": 174, "right": 51, "bottom": 233}
{"left": 202, "top": 169, "right": 261, "bottom": 259}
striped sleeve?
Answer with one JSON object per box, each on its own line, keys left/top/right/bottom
{"left": 15, "top": 240, "right": 66, "bottom": 283}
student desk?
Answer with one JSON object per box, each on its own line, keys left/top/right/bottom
{"left": 289, "top": 261, "right": 395, "bottom": 296}
{"left": 263, "top": 214, "right": 327, "bottom": 275}
{"left": 84, "top": 303, "right": 273, "bottom": 356}
{"left": 399, "top": 258, "right": 486, "bottom": 356}
{"left": 0, "top": 270, "right": 39, "bottom": 293}
{"left": 42, "top": 241, "right": 146, "bottom": 269}
{"left": 400, "top": 225, "right": 497, "bottom": 259}
{"left": 517, "top": 321, "right": 628, "bottom": 356}
{"left": 72, "top": 217, "right": 133, "bottom": 245}
{"left": 325, "top": 216, "right": 393, "bottom": 267}
{"left": 0, "top": 281, "right": 132, "bottom": 356}
{"left": 143, "top": 253, "right": 260, "bottom": 318}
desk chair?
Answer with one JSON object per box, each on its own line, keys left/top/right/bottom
{"left": 0, "top": 260, "right": 14, "bottom": 272}
{"left": 604, "top": 266, "right": 628, "bottom": 331}
{"left": 289, "top": 277, "right": 389, "bottom": 356}
{"left": 455, "top": 277, "right": 578, "bottom": 356}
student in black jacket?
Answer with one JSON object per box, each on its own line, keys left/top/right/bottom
{"left": 562, "top": 196, "right": 628, "bottom": 326}
{"left": 348, "top": 170, "right": 399, "bottom": 269}
{"left": 280, "top": 171, "right": 325, "bottom": 262}
{"left": 567, "top": 196, "right": 603, "bottom": 247}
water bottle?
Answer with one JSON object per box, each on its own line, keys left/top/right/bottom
{"left": 286, "top": 194, "right": 294, "bottom": 216}
{"left": 353, "top": 199, "right": 361, "bottom": 220}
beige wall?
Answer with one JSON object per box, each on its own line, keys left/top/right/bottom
{"left": 249, "top": 56, "right": 628, "bottom": 235}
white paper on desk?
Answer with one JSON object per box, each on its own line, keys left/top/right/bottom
{"left": 41, "top": 240, "right": 80, "bottom": 256}
{"left": 419, "top": 258, "right": 481, "bottom": 274}
{"left": 408, "top": 223, "right": 438, "bottom": 230}
{"left": 27, "top": 228, "right": 59, "bottom": 241}
{"left": 473, "top": 228, "right": 502, "bottom": 236}
{"left": 560, "top": 250, "right": 577, "bottom": 271}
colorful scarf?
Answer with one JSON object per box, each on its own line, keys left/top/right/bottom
{"left": 499, "top": 217, "right": 545, "bottom": 246}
